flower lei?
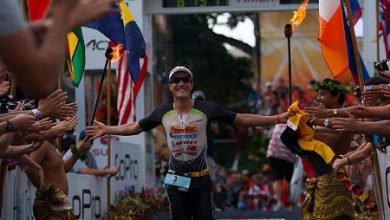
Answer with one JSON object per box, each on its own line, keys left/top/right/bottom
{"left": 311, "top": 80, "right": 352, "bottom": 95}
{"left": 70, "top": 144, "right": 87, "bottom": 161}
{"left": 337, "top": 169, "right": 379, "bottom": 216}
{"left": 36, "top": 184, "right": 55, "bottom": 200}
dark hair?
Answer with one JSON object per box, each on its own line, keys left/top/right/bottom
{"left": 364, "top": 76, "right": 390, "bottom": 85}
{"left": 319, "top": 78, "right": 349, "bottom": 105}
{"left": 79, "top": 130, "right": 86, "bottom": 140}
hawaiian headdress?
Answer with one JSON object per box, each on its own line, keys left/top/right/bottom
{"left": 311, "top": 79, "right": 352, "bottom": 95}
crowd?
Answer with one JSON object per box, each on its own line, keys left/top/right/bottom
{"left": 1, "top": 0, "right": 389, "bottom": 219}
{"left": 0, "top": 0, "right": 118, "bottom": 219}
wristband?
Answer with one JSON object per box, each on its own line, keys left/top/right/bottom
{"left": 31, "top": 109, "right": 42, "bottom": 120}
{"left": 275, "top": 115, "right": 282, "bottom": 124}
{"left": 347, "top": 156, "right": 351, "bottom": 164}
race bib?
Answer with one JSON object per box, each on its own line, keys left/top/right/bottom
{"left": 164, "top": 173, "right": 191, "bottom": 192}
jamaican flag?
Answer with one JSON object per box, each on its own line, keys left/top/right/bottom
{"left": 67, "top": 27, "right": 85, "bottom": 87}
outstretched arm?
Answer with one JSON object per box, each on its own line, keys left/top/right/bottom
{"left": 306, "top": 104, "right": 390, "bottom": 119}
{"left": 233, "top": 112, "right": 289, "bottom": 127}
{"left": 85, "top": 120, "right": 143, "bottom": 139}
{"left": 79, "top": 167, "right": 118, "bottom": 176}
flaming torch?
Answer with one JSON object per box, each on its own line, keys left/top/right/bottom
{"left": 89, "top": 43, "right": 123, "bottom": 126}
{"left": 285, "top": 0, "right": 309, "bottom": 104}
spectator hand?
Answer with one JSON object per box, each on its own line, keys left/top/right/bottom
{"left": 0, "top": 81, "right": 10, "bottom": 96}
{"left": 104, "top": 167, "right": 119, "bottom": 175}
{"left": 9, "top": 114, "right": 37, "bottom": 132}
{"left": 69, "top": 0, "right": 119, "bottom": 28}
{"left": 31, "top": 117, "right": 53, "bottom": 132}
{"left": 38, "top": 90, "right": 67, "bottom": 118}
{"left": 78, "top": 137, "right": 92, "bottom": 153}
{"left": 305, "top": 103, "right": 328, "bottom": 118}
{"left": 58, "top": 116, "right": 79, "bottom": 132}
{"left": 332, "top": 158, "right": 344, "bottom": 171}
{"left": 331, "top": 112, "right": 361, "bottom": 133}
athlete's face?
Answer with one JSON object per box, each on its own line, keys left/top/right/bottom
{"left": 169, "top": 72, "right": 193, "bottom": 99}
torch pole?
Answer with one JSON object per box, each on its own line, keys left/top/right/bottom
{"left": 89, "top": 48, "right": 113, "bottom": 126}
{"left": 284, "top": 23, "right": 293, "bottom": 105}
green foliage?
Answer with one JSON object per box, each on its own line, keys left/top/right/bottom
{"left": 238, "top": 133, "right": 270, "bottom": 173}
{"left": 170, "top": 14, "right": 253, "bottom": 111}
{"left": 105, "top": 191, "right": 169, "bottom": 220}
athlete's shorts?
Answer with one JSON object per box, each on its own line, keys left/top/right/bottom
{"left": 167, "top": 174, "right": 214, "bottom": 220}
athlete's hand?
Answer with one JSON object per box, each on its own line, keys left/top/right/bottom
{"left": 85, "top": 120, "right": 107, "bottom": 139}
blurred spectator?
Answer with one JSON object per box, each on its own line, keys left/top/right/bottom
{"left": 266, "top": 124, "right": 297, "bottom": 210}
{"left": 63, "top": 131, "right": 118, "bottom": 176}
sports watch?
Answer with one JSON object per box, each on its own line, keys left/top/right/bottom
{"left": 6, "top": 120, "right": 14, "bottom": 132}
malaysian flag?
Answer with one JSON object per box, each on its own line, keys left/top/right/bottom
{"left": 117, "top": 49, "right": 148, "bottom": 124}
{"left": 380, "top": 0, "right": 390, "bottom": 58}
{"left": 85, "top": 1, "right": 148, "bottom": 124}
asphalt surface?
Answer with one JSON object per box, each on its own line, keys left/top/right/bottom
{"left": 148, "top": 209, "right": 302, "bottom": 220}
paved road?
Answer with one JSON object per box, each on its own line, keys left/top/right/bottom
{"left": 149, "top": 210, "right": 302, "bottom": 220}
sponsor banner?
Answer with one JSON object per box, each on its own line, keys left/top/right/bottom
{"left": 82, "top": 27, "right": 109, "bottom": 70}
{"left": 67, "top": 173, "right": 107, "bottom": 220}
{"left": 110, "top": 141, "right": 143, "bottom": 204}
{"left": 90, "top": 136, "right": 120, "bottom": 169}
{"left": 377, "top": 148, "right": 390, "bottom": 217}
{"left": 2, "top": 168, "right": 35, "bottom": 220}
{"left": 1, "top": 169, "right": 107, "bottom": 219}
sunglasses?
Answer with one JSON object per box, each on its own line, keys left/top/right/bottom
{"left": 169, "top": 76, "right": 191, "bottom": 84}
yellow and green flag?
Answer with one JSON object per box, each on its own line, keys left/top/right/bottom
{"left": 67, "top": 27, "right": 85, "bottom": 87}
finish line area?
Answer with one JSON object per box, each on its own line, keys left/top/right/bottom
{"left": 149, "top": 210, "right": 302, "bottom": 220}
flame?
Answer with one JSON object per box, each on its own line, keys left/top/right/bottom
{"left": 110, "top": 44, "right": 123, "bottom": 63}
{"left": 289, "top": 0, "right": 309, "bottom": 31}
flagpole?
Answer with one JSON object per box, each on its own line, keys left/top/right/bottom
{"left": 88, "top": 48, "right": 113, "bottom": 126}
{"left": 106, "top": 59, "right": 112, "bottom": 211}
{"left": 284, "top": 23, "right": 293, "bottom": 105}
{"left": 344, "top": 0, "right": 364, "bottom": 89}
{"left": 345, "top": 1, "right": 385, "bottom": 218}
{"left": 376, "top": 0, "right": 380, "bottom": 63}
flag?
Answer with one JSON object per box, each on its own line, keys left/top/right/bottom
{"left": 27, "top": 0, "right": 85, "bottom": 87}
{"left": 116, "top": 46, "right": 148, "bottom": 124}
{"left": 318, "top": 0, "right": 369, "bottom": 85}
{"left": 379, "top": 0, "right": 390, "bottom": 58}
{"left": 85, "top": 1, "right": 148, "bottom": 123}
{"left": 67, "top": 28, "right": 85, "bottom": 87}
{"left": 350, "top": 0, "right": 362, "bottom": 25}
{"left": 27, "top": 0, "right": 49, "bottom": 21}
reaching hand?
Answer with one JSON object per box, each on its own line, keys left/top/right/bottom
{"left": 0, "top": 81, "right": 10, "bottom": 96}
{"left": 31, "top": 117, "right": 53, "bottom": 132}
{"left": 69, "top": 0, "right": 119, "bottom": 29}
{"left": 332, "top": 158, "right": 344, "bottom": 171}
{"left": 305, "top": 103, "right": 329, "bottom": 118}
{"left": 104, "top": 167, "right": 119, "bottom": 175}
{"left": 58, "top": 116, "right": 79, "bottom": 132}
{"left": 38, "top": 90, "right": 68, "bottom": 118}
{"left": 85, "top": 120, "right": 107, "bottom": 139}
{"left": 331, "top": 112, "right": 361, "bottom": 133}
{"left": 78, "top": 137, "right": 92, "bottom": 153}
{"left": 55, "top": 102, "right": 78, "bottom": 120}
{"left": 9, "top": 114, "right": 37, "bottom": 132}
